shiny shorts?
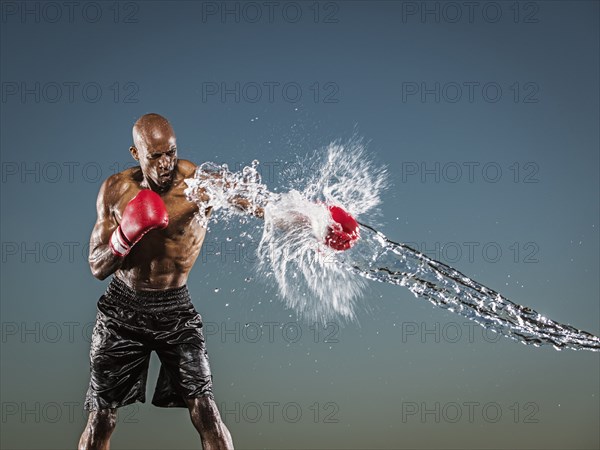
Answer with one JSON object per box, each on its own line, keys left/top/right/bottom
{"left": 84, "top": 276, "right": 213, "bottom": 411}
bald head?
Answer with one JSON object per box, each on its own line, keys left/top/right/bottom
{"left": 132, "top": 113, "right": 175, "bottom": 150}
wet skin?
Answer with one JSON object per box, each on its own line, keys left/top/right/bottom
{"left": 88, "top": 157, "right": 209, "bottom": 289}
{"left": 88, "top": 115, "right": 261, "bottom": 290}
{"left": 80, "top": 114, "right": 236, "bottom": 450}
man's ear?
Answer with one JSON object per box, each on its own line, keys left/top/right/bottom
{"left": 130, "top": 146, "right": 139, "bottom": 161}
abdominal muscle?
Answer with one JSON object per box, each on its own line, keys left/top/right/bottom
{"left": 115, "top": 218, "right": 208, "bottom": 291}
{"left": 111, "top": 161, "right": 210, "bottom": 291}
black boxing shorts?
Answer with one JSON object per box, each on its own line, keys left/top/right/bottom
{"left": 84, "top": 276, "right": 213, "bottom": 411}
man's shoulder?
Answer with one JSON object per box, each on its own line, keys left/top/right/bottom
{"left": 178, "top": 159, "right": 197, "bottom": 177}
{"left": 105, "top": 166, "right": 140, "bottom": 187}
{"left": 99, "top": 168, "right": 141, "bottom": 202}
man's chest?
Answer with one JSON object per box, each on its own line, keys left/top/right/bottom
{"left": 114, "top": 184, "right": 203, "bottom": 236}
{"left": 163, "top": 193, "right": 203, "bottom": 237}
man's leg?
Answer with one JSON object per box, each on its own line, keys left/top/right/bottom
{"left": 185, "top": 396, "right": 234, "bottom": 450}
{"left": 78, "top": 408, "right": 117, "bottom": 450}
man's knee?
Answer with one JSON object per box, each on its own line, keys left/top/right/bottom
{"left": 87, "top": 408, "right": 118, "bottom": 432}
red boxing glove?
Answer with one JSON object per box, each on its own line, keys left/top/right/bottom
{"left": 110, "top": 189, "right": 169, "bottom": 257}
{"left": 324, "top": 205, "right": 359, "bottom": 251}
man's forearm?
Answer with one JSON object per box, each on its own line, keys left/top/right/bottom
{"left": 89, "top": 245, "right": 124, "bottom": 280}
{"left": 229, "top": 196, "right": 265, "bottom": 219}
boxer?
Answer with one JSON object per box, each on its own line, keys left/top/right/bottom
{"left": 79, "top": 113, "right": 357, "bottom": 449}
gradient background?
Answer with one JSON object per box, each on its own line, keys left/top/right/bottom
{"left": 1, "top": 1, "right": 599, "bottom": 449}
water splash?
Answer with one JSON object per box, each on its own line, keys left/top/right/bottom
{"left": 343, "top": 223, "right": 600, "bottom": 351}
{"left": 184, "top": 142, "right": 600, "bottom": 352}
{"left": 184, "top": 142, "right": 386, "bottom": 322}
{"left": 184, "top": 159, "right": 274, "bottom": 229}
{"left": 257, "top": 189, "right": 368, "bottom": 322}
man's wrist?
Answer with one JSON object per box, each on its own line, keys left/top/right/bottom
{"left": 109, "top": 226, "right": 131, "bottom": 257}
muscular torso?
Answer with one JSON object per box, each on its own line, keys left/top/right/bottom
{"left": 99, "top": 160, "right": 210, "bottom": 290}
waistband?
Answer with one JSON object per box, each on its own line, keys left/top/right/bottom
{"left": 103, "top": 276, "right": 192, "bottom": 312}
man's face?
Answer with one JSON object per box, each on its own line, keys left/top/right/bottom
{"left": 132, "top": 131, "right": 178, "bottom": 192}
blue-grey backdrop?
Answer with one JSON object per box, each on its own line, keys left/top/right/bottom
{"left": 1, "top": 1, "right": 598, "bottom": 449}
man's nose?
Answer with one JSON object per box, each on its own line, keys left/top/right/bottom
{"left": 158, "top": 154, "right": 171, "bottom": 167}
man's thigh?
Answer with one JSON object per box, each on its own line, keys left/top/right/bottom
{"left": 152, "top": 311, "right": 214, "bottom": 406}
{"left": 85, "top": 309, "right": 153, "bottom": 410}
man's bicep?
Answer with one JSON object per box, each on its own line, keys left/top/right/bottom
{"left": 90, "top": 179, "right": 118, "bottom": 249}
{"left": 90, "top": 216, "right": 117, "bottom": 251}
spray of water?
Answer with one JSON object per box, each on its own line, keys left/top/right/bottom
{"left": 256, "top": 141, "right": 388, "bottom": 322}
{"left": 184, "top": 141, "right": 387, "bottom": 322}
{"left": 345, "top": 224, "right": 600, "bottom": 351}
{"left": 184, "top": 141, "right": 600, "bottom": 351}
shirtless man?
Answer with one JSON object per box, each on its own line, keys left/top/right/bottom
{"left": 79, "top": 113, "right": 358, "bottom": 450}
